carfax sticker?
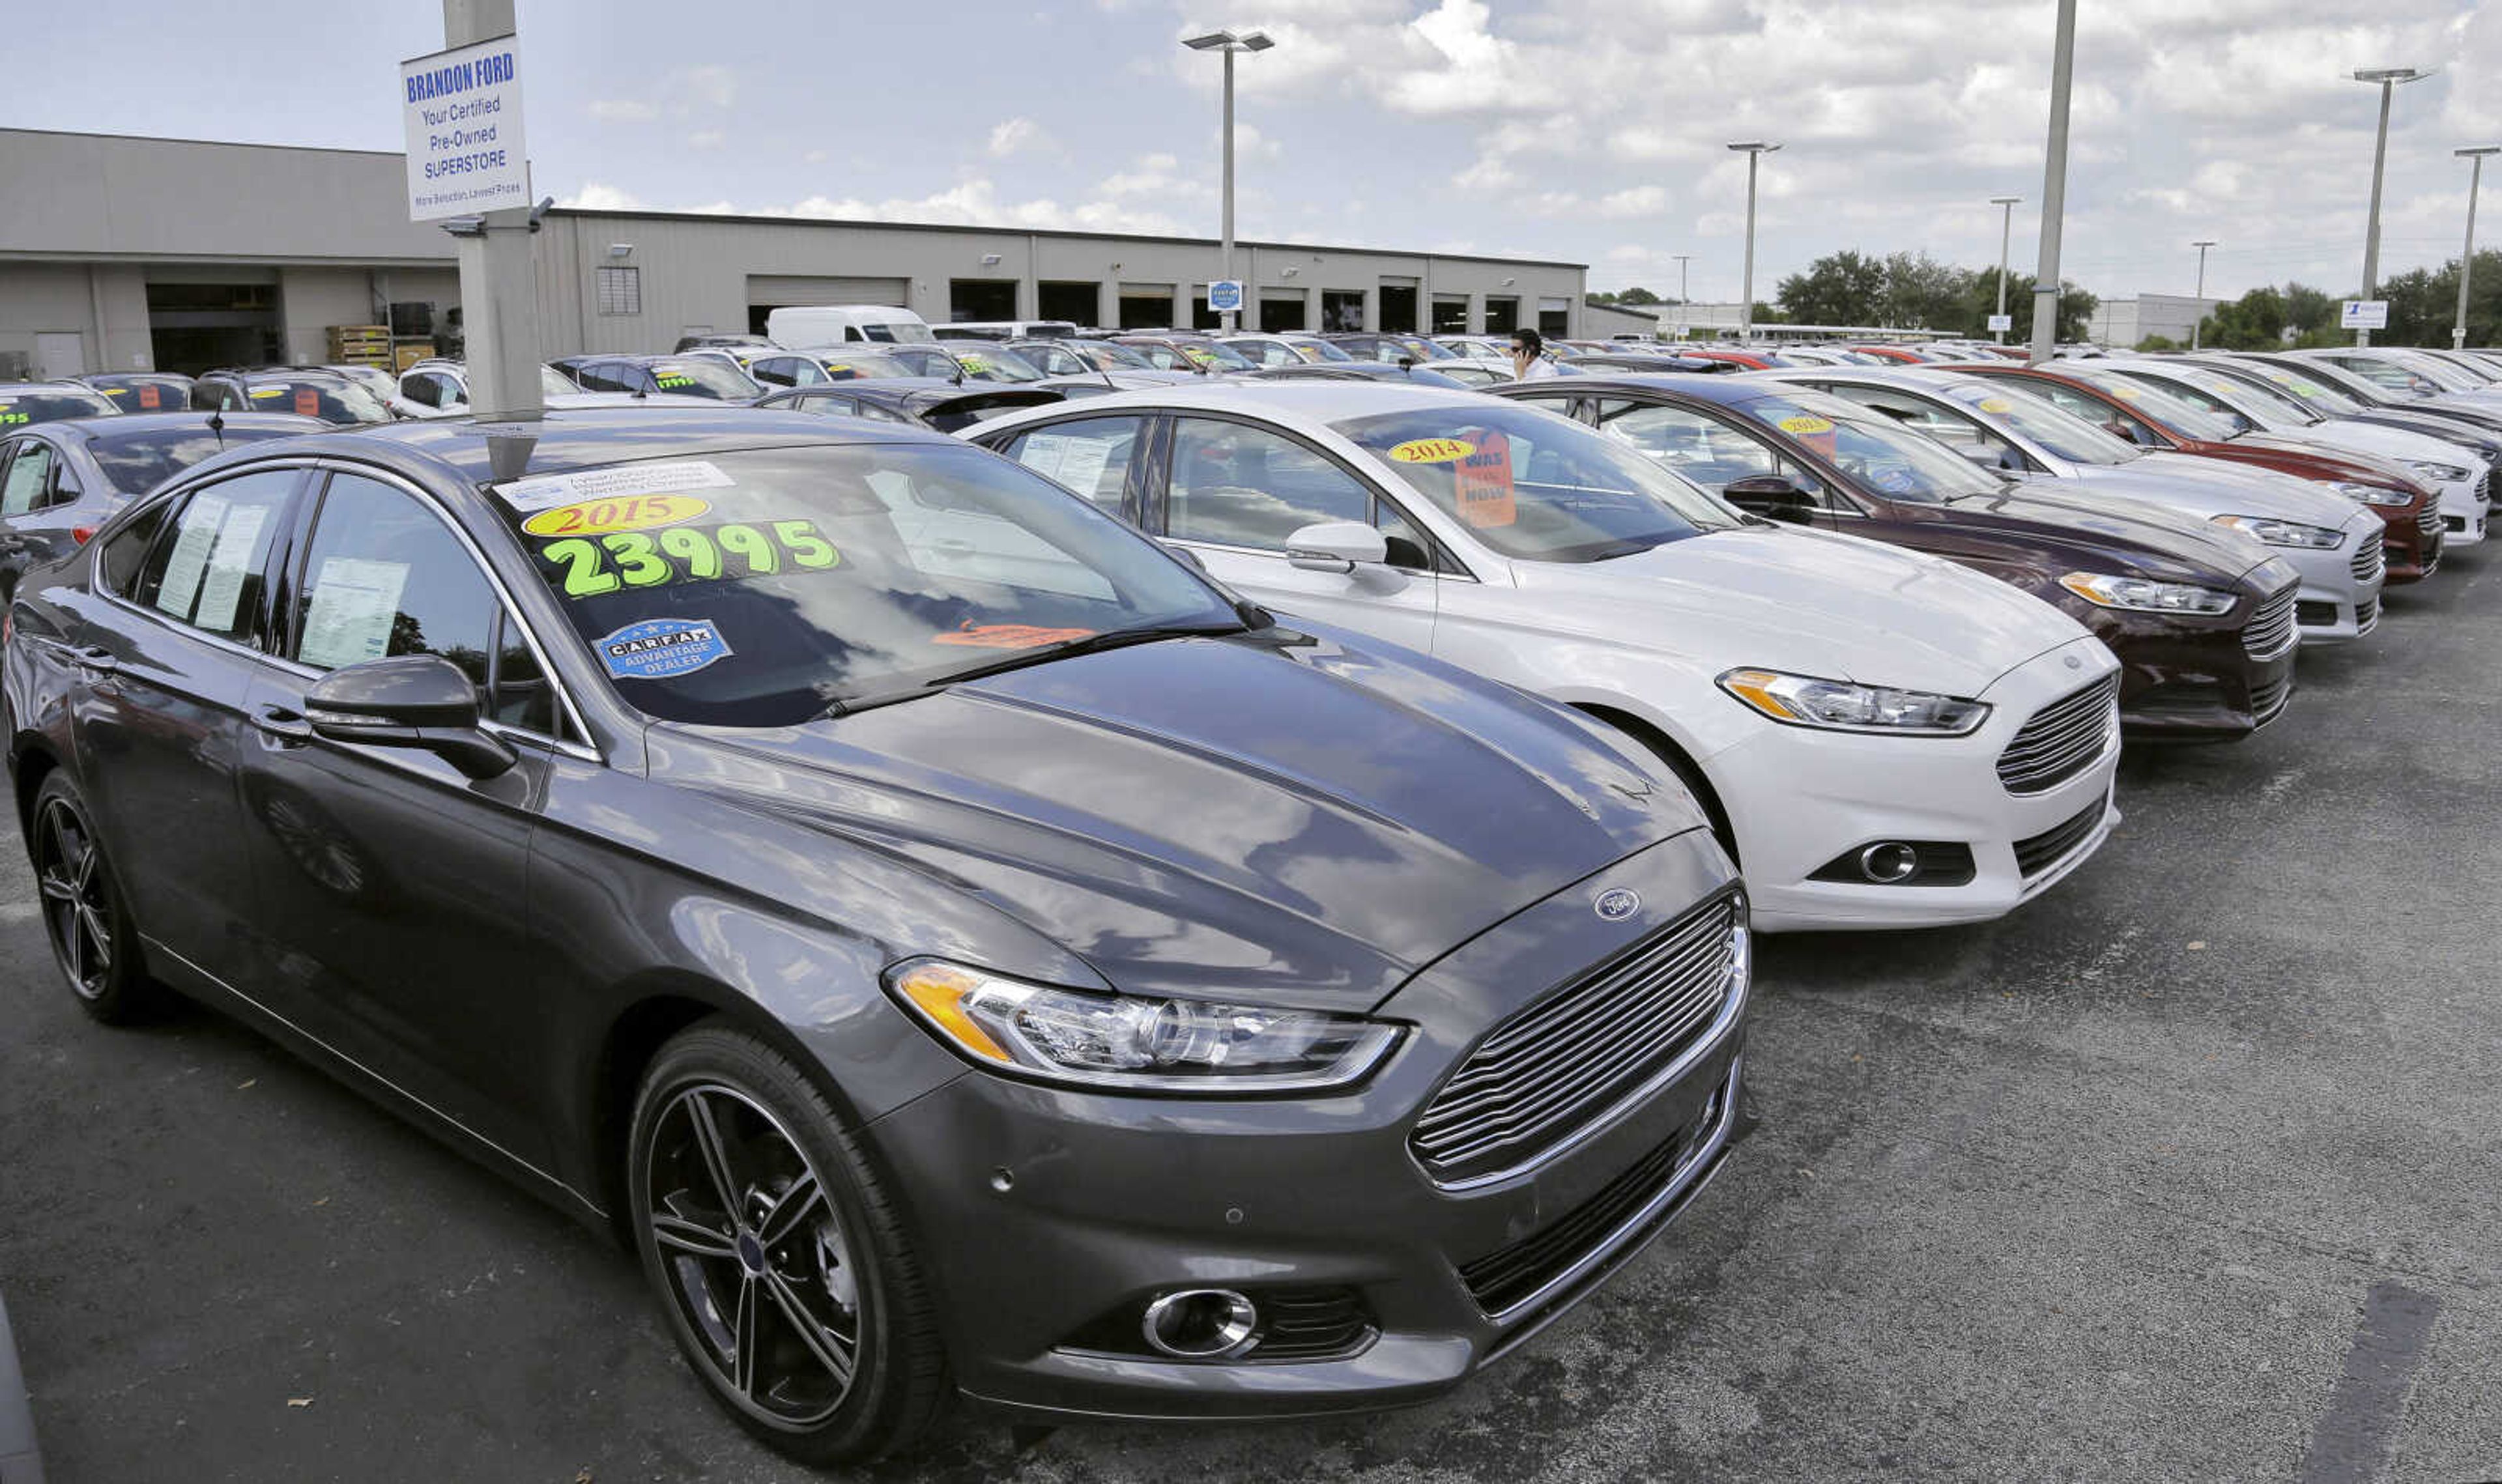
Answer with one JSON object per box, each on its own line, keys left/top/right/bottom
{"left": 596, "top": 617, "right": 734, "bottom": 680}
{"left": 1387, "top": 437, "right": 1475, "bottom": 464}
{"left": 497, "top": 459, "right": 737, "bottom": 514}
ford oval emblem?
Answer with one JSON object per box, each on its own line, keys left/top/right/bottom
{"left": 2064, "top": 654, "right": 2083, "bottom": 670}
{"left": 1595, "top": 888, "right": 1641, "bottom": 922}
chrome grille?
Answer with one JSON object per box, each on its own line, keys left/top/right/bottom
{"left": 2240, "top": 586, "right": 2298, "bottom": 661}
{"left": 2418, "top": 499, "right": 2444, "bottom": 538}
{"left": 2013, "top": 798, "right": 2105, "bottom": 879}
{"left": 1409, "top": 894, "right": 1742, "bottom": 1187}
{"left": 1996, "top": 674, "right": 2119, "bottom": 796}
{"left": 2250, "top": 672, "right": 2292, "bottom": 727}
{"left": 2349, "top": 530, "right": 2384, "bottom": 584}
{"left": 2356, "top": 595, "right": 2380, "bottom": 634}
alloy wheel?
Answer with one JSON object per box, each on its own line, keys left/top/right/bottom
{"left": 35, "top": 797, "right": 115, "bottom": 1000}
{"left": 641, "top": 1082, "right": 863, "bottom": 1428}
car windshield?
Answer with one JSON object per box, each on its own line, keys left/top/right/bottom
{"left": 646, "top": 360, "right": 760, "bottom": 399}
{"left": 242, "top": 379, "right": 392, "bottom": 425}
{"left": 1176, "top": 340, "right": 1256, "bottom": 371}
{"left": 2142, "top": 367, "right": 2308, "bottom": 429}
{"left": 2235, "top": 362, "right": 2367, "bottom": 415}
{"left": 942, "top": 346, "right": 1046, "bottom": 384}
{"left": 857, "top": 321, "right": 937, "bottom": 345}
{"left": 1335, "top": 403, "right": 1743, "bottom": 562}
{"left": 1075, "top": 341, "right": 1155, "bottom": 371}
{"left": 2065, "top": 368, "right": 2240, "bottom": 441}
{"left": 798, "top": 350, "right": 913, "bottom": 380}
{"left": 0, "top": 387, "right": 121, "bottom": 424}
{"left": 1289, "top": 339, "right": 1353, "bottom": 363}
{"left": 2397, "top": 353, "right": 2483, "bottom": 392}
{"left": 89, "top": 378, "right": 188, "bottom": 411}
{"left": 1933, "top": 379, "right": 2138, "bottom": 464}
{"left": 498, "top": 444, "right": 1237, "bottom": 726}
{"left": 1732, "top": 390, "right": 2008, "bottom": 502}
{"left": 540, "top": 366, "right": 579, "bottom": 397}
{"left": 85, "top": 423, "right": 310, "bottom": 495}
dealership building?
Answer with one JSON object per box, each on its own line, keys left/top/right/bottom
{"left": 0, "top": 127, "right": 1590, "bottom": 378}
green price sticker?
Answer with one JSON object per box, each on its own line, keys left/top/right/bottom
{"left": 540, "top": 519, "right": 839, "bottom": 599}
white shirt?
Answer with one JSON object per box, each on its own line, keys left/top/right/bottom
{"left": 1514, "top": 354, "right": 1560, "bottom": 380}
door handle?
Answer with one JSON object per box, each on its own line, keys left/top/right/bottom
{"left": 72, "top": 646, "right": 117, "bottom": 676}
{"left": 252, "top": 703, "right": 313, "bottom": 742}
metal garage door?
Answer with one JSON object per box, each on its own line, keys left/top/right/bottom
{"left": 748, "top": 276, "right": 910, "bottom": 307}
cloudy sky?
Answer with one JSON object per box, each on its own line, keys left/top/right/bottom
{"left": 10, "top": 1, "right": 2499, "bottom": 304}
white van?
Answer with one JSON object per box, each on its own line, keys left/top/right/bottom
{"left": 764, "top": 305, "right": 936, "bottom": 347}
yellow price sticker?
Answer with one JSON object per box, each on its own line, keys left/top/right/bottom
{"left": 521, "top": 493, "right": 712, "bottom": 539}
{"left": 1977, "top": 398, "right": 2014, "bottom": 414}
{"left": 1387, "top": 437, "right": 1476, "bottom": 464}
{"left": 1776, "top": 414, "right": 1835, "bottom": 436}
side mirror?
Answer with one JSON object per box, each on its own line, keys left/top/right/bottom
{"left": 303, "top": 654, "right": 516, "bottom": 780}
{"left": 1959, "top": 444, "right": 2026, "bottom": 472}
{"left": 1721, "top": 475, "right": 1819, "bottom": 524}
{"left": 2101, "top": 419, "right": 2137, "bottom": 442}
{"left": 1284, "top": 519, "right": 1389, "bottom": 573}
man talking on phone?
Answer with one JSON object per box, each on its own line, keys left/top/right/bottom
{"left": 1510, "top": 326, "right": 1560, "bottom": 380}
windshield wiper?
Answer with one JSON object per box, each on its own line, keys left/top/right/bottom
{"left": 814, "top": 620, "right": 1250, "bottom": 721}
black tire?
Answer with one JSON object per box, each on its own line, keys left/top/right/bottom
{"left": 627, "top": 1021, "right": 950, "bottom": 1465}
{"left": 28, "top": 771, "right": 160, "bottom": 1023}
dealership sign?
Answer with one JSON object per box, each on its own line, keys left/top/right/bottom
{"left": 1209, "top": 280, "right": 1244, "bottom": 313}
{"left": 401, "top": 35, "right": 528, "bottom": 221}
{"left": 2340, "top": 300, "right": 2389, "bottom": 330}
{"left": 1987, "top": 313, "right": 2014, "bottom": 333}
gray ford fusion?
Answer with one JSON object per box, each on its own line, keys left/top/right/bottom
{"left": 2, "top": 409, "right": 1750, "bottom": 1464}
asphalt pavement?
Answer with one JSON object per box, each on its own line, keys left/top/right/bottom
{"left": 3, "top": 549, "right": 2499, "bottom": 1483}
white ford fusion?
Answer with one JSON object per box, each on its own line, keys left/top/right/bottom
{"left": 972, "top": 384, "right": 2122, "bottom": 932}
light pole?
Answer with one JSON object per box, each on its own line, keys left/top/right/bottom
{"left": 1184, "top": 28, "right": 1273, "bottom": 332}
{"left": 1672, "top": 253, "right": 1692, "bottom": 341}
{"left": 1990, "top": 195, "right": 2022, "bottom": 344}
{"left": 2029, "top": 0, "right": 2076, "bottom": 364}
{"left": 2353, "top": 66, "right": 2428, "bottom": 347}
{"left": 2454, "top": 145, "right": 2501, "bottom": 349}
{"left": 1727, "top": 141, "right": 1781, "bottom": 343}
{"left": 2191, "top": 240, "right": 2217, "bottom": 349}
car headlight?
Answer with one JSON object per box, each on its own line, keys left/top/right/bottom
{"left": 2209, "top": 515, "right": 2344, "bottom": 550}
{"left": 1716, "top": 668, "right": 1990, "bottom": 736}
{"left": 2405, "top": 459, "right": 2473, "bottom": 483}
{"left": 887, "top": 959, "right": 1401, "bottom": 1093}
{"left": 2332, "top": 479, "right": 2413, "bottom": 507}
{"left": 2058, "top": 571, "right": 2238, "bottom": 614}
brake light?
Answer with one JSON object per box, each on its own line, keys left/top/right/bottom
{"left": 70, "top": 525, "right": 96, "bottom": 545}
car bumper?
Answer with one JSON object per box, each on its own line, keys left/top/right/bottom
{"left": 1707, "top": 636, "right": 2123, "bottom": 933}
{"left": 2437, "top": 473, "right": 2488, "bottom": 543}
{"left": 2086, "top": 602, "right": 2298, "bottom": 742}
{"left": 2376, "top": 501, "right": 2443, "bottom": 583}
{"left": 865, "top": 831, "right": 1749, "bottom": 1424}
{"left": 2285, "top": 519, "right": 2387, "bottom": 644}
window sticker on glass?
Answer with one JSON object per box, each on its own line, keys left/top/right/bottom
{"left": 154, "top": 493, "right": 231, "bottom": 620}
{"left": 1777, "top": 414, "right": 1835, "bottom": 436}
{"left": 930, "top": 623, "right": 1096, "bottom": 649}
{"left": 652, "top": 372, "right": 698, "bottom": 391}
{"left": 250, "top": 386, "right": 287, "bottom": 400}
{"left": 596, "top": 617, "right": 734, "bottom": 680}
{"left": 519, "top": 494, "right": 712, "bottom": 538}
{"left": 139, "top": 385, "right": 162, "bottom": 410}
{"left": 1018, "top": 433, "right": 1115, "bottom": 496}
{"left": 293, "top": 388, "right": 322, "bottom": 418}
{"left": 1453, "top": 432, "right": 1516, "bottom": 528}
{"left": 192, "top": 502, "right": 271, "bottom": 633}
{"left": 538, "top": 519, "right": 841, "bottom": 599}
{"left": 497, "top": 460, "right": 738, "bottom": 513}
{"left": 1977, "top": 397, "right": 2015, "bottom": 414}
{"left": 1387, "top": 437, "right": 1474, "bottom": 464}
{"left": 297, "top": 557, "right": 412, "bottom": 669}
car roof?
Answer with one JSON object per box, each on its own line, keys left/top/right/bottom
{"left": 18, "top": 411, "right": 317, "bottom": 446}
{"left": 1510, "top": 372, "right": 1789, "bottom": 408}
{"left": 182, "top": 408, "right": 958, "bottom": 492}
{"left": 1, "top": 380, "right": 110, "bottom": 394}
{"left": 979, "top": 378, "right": 1487, "bottom": 423}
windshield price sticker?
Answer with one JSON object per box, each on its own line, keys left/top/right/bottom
{"left": 1387, "top": 437, "right": 1475, "bottom": 464}
{"left": 294, "top": 388, "right": 323, "bottom": 418}
{"left": 539, "top": 519, "right": 840, "bottom": 599}
{"left": 597, "top": 618, "right": 734, "bottom": 680}
{"left": 521, "top": 493, "right": 712, "bottom": 538}
{"left": 652, "top": 372, "right": 697, "bottom": 390}
{"left": 1777, "top": 414, "right": 1835, "bottom": 436}
{"left": 1977, "top": 397, "right": 2015, "bottom": 414}
{"left": 250, "top": 386, "right": 287, "bottom": 399}
{"left": 931, "top": 623, "right": 1099, "bottom": 649}
{"left": 1453, "top": 431, "right": 1517, "bottom": 529}
{"left": 498, "top": 459, "right": 737, "bottom": 514}
{"left": 2111, "top": 386, "right": 2143, "bottom": 401}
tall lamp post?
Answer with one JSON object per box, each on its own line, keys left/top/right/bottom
{"left": 2029, "top": 0, "right": 2077, "bottom": 364}
{"left": 1672, "top": 253, "right": 1692, "bottom": 341}
{"left": 1990, "top": 195, "right": 2022, "bottom": 344}
{"left": 2454, "top": 145, "right": 2501, "bottom": 349}
{"left": 1727, "top": 141, "right": 1781, "bottom": 343}
{"left": 1183, "top": 28, "right": 1273, "bottom": 332}
{"left": 2353, "top": 66, "right": 2428, "bottom": 347}
{"left": 2190, "top": 240, "right": 2218, "bottom": 349}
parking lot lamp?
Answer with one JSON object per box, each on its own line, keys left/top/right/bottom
{"left": 1673, "top": 253, "right": 1692, "bottom": 341}
{"left": 2029, "top": 0, "right": 2077, "bottom": 364}
{"left": 2191, "top": 240, "right": 2217, "bottom": 349}
{"left": 1185, "top": 29, "right": 1273, "bottom": 332}
{"left": 2353, "top": 67, "right": 2429, "bottom": 347}
{"left": 2454, "top": 146, "right": 2501, "bottom": 349}
{"left": 1727, "top": 142, "right": 1781, "bottom": 343}
{"left": 1991, "top": 196, "right": 2022, "bottom": 343}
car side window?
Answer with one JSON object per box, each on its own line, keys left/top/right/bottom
{"left": 427, "top": 372, "right": 468, "bottom": 409}
{"left": 0, "top": 442, "right": 45, "bottom": 516}
{"left": 399, "top": 373, "right": 440, "bottom": 409}
{"left": 97, "top": 498, "right": 172, "bottom": 595}
{"left": 1590, "top": 399, "right": 1789, "bottom": 490}
{"left": 1821, "top": 386, "right": 2017, "bottom": 464}
{"left": 2029, "top": 382, "right": 2153, "bottom": 443}
{"left": 1001, "top": 416, "right": 1145, "bottom": 513}
{"left": 1168, "top": 417, "right": 1372, "bottom": 549}
{"left": 130, "top": 468, "right": 301, "bottom": 644}
{"left": 749, "top": 358, "right": 797, "bottom": 388}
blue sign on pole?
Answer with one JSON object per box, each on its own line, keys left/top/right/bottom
{"left": 1209, "top": 279, "right": 1244, "bottom": 313}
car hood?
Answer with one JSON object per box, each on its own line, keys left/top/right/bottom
{"left": 2062, "top": 461, "right": 2366, "bottom": 528}
{"left": 2207, "top": 433, "right": 2424, "bottom": 486}
{"left": 1509, "top": 525, "right": 2091, "bottom": 696}
{"left": 1912, "top": 481, "right": 2277, "bottom": 583}
{"left": 661, "top": 624, "right": 1699, "bottom": 1008}
{"left": 2264, "top": 421, "right": 2475, "bottom": 470}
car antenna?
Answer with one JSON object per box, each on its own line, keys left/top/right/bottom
{"left": 207, "top": 408, "right": 225, "bottom": 446}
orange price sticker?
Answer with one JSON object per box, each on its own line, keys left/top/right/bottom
{"left": 1452, "top": 430, "right": 1516, "bottom": 528}
{"left": 931, "top": 623, "right": 1097, "bottom": 649}
{"left": 293, "top": 388, "right": 322, "bottom": 418}
{"left": 138, "top": 385, "right": 162, "bottom": 410}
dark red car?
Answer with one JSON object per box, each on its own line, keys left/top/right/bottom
{"left": 1959, "top": 362, "right": 2445, "bottom": 583}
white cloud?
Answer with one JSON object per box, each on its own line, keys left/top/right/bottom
{"left": 558, "top": 182, "right": 649, "bottom": 211}
{"left": 588, "top": 99, "right": 659, "bottom": 123}
{"left": 688, "top": 130, "right": 726, "bottom": 150}
{"left": 678, "top": 64, "right": 738, "bottom": 110}
{"left": 1599, "top": 185, "right": 1669, "bottom": 219}
{"left": 988, "top": 117, "right": 1048, "bottom": 158}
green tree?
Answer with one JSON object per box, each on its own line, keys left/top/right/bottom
{"left": 1959, "top": 271, "right": 2095, "bottom": 342}
{"left": 1776, "top": 251, "right": 1886, "bottom": 325}
{"left": 2198, "top": 287, "right": 2288, "bottom": 350}
{"left": 1880, "top": 251, "right": 1975, "bottom": 330}
{"left": 2136, "top": 334, "right": 2183, "bottom": 352}
{"left": 1617, "top": 285, "right": 1665, "bottom": 306}
{"left": 2282, "top": 283, "right": 2338, "bottom": 336}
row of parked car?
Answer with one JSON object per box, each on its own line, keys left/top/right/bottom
{"left": 1, "top": 319, "right": 2494, "bottom": 1465}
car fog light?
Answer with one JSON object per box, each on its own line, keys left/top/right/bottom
{"left": 1859, "top": 842, "right": 1920, "bottom": 883}
{"left": 1142, "top": 1289, "right": 1260, "bottom": 1360}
